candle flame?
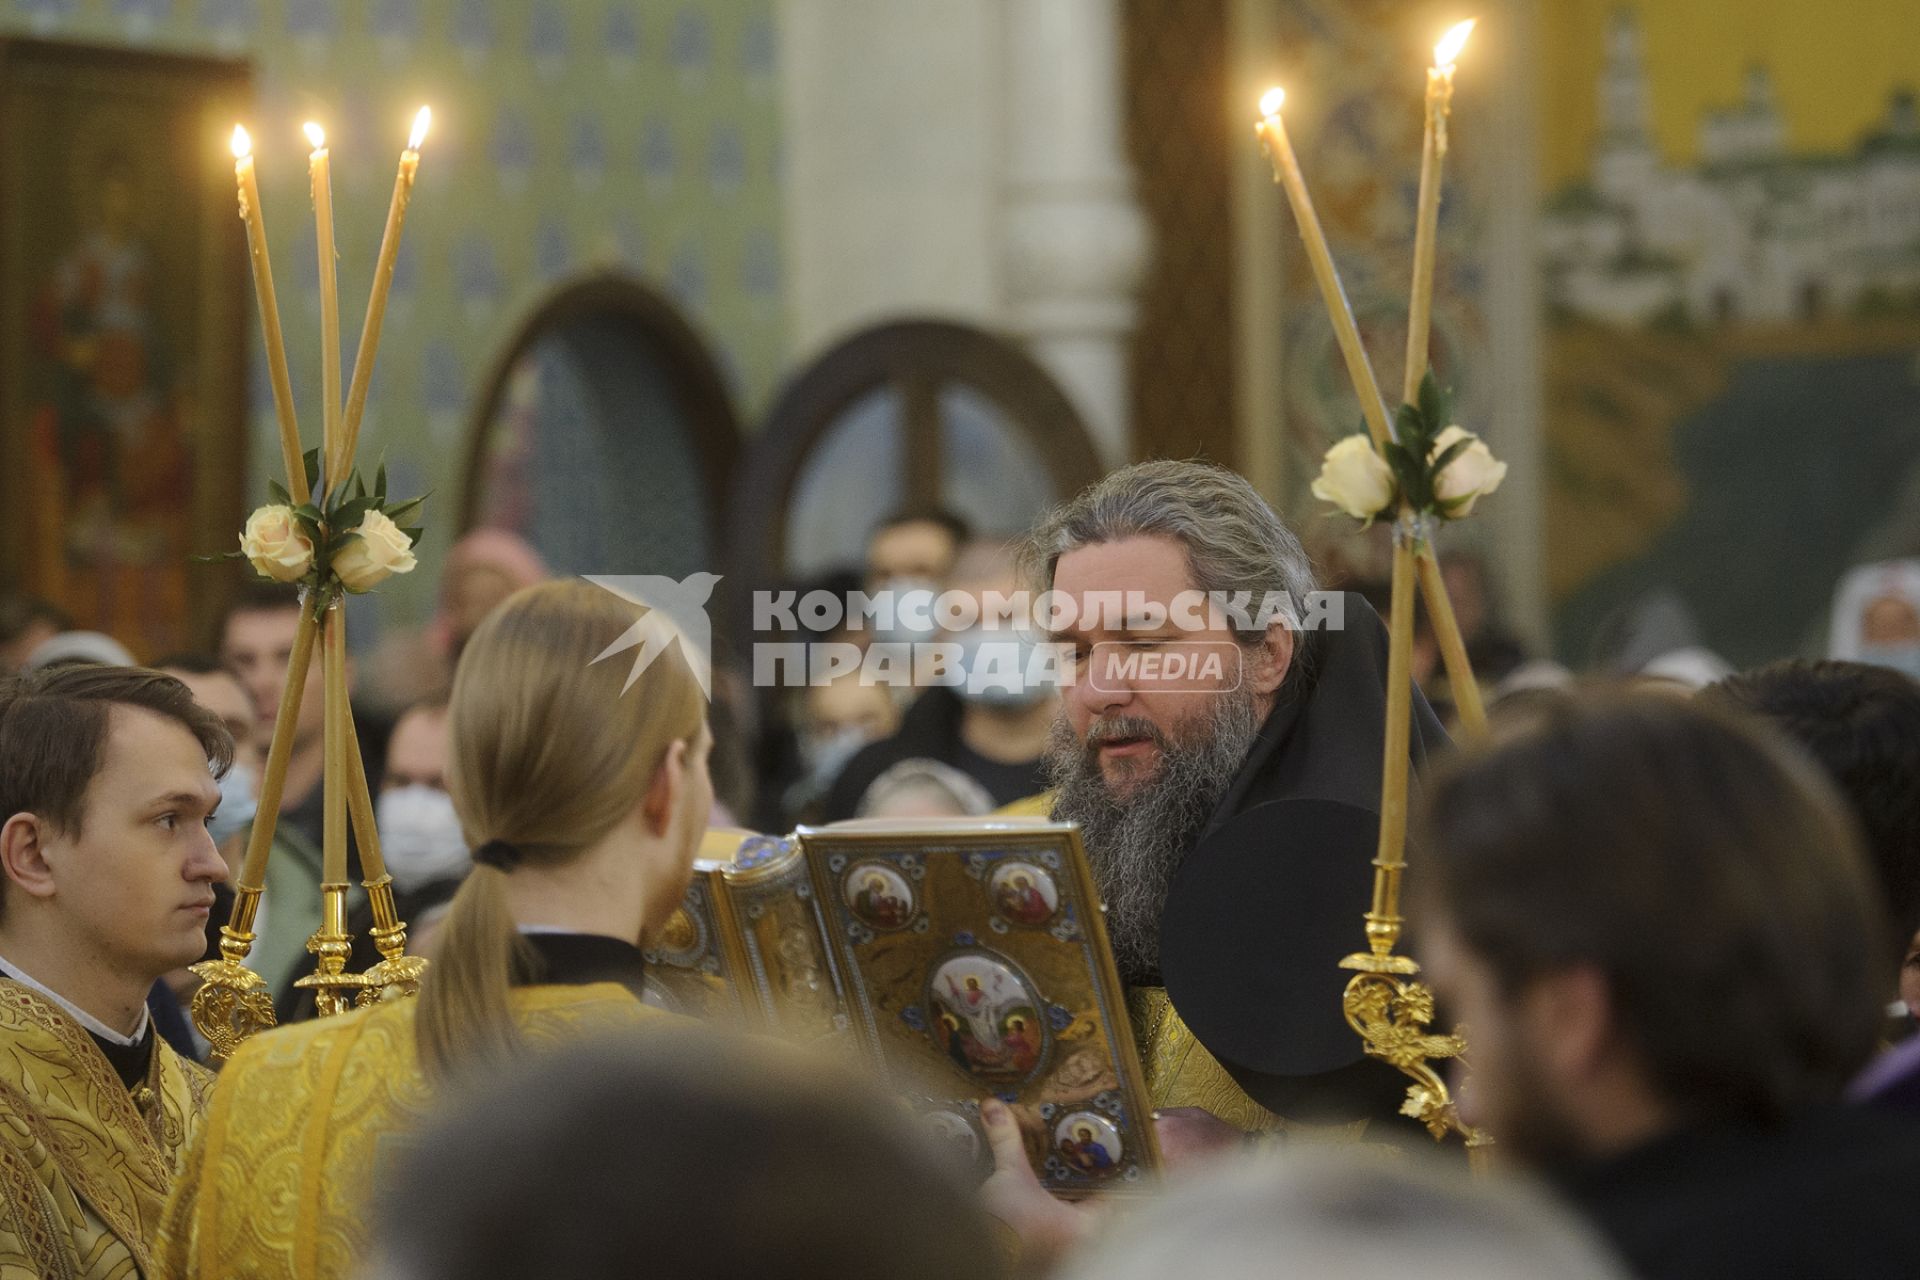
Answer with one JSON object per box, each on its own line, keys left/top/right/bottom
{"left": 1434, "top": 19, "right": 1475, "bottom": 69}
{"left": 409, "top": 106, "right": 431, "bottom": 151}
{"left": 231, "top": 124, "right": 252, "bottom": 159}
{"left": 1259, "top": 87, "right": 1286, "bottom": 118}
{"left": 303, "top": 121, "right": 327, "bottom": 151}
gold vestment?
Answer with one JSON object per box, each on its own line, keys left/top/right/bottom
{"left": 155, "top": 982, "right": 666, "bottom": 1280}
{"left": 0, "top": 977, "right": 211, "bottom": 1279}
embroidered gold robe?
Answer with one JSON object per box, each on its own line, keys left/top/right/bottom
{"left": 0, "top": 977, "right": 212, "bottom": 1279}
{"left": 156, "top": 983, "right": 668, "bottom": 1280}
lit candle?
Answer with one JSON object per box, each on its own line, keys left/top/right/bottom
{"left": 305, "top": 121, "right": 342, "bottom": 491}
{"left": 336, "top": 106, "right": 430, "bottom": 478}
{"left": 1255, "top": 89, "right": 1393, "bottom": 449}
{"left": 1403, "top": 19, "right": 1474, "bottom": 407}
{"left": 231, "top": 126, "right": 309, "bottom": 504}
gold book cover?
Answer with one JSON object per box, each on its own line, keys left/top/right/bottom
{"left": 650, "top": 820, "right": 1159, "bottom": 1193}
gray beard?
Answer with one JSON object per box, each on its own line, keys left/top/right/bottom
{"left": 1046, "top": 690, "right": 1262, "bottom": 986}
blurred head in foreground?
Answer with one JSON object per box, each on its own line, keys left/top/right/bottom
{"left": 371, "top": 1031, "right": 1004, "bottom": 1280}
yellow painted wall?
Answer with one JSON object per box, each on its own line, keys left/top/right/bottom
{"left": 1543, "top": 0, "right": 1920, "bottom": 190}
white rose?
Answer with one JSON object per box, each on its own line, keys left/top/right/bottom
{"left": 1430, "top": 426, "right": 1508, "bottom": 517}
{"left": 239, "top": 505, "right": 315, "bottom": 583}
{"left": 331, "top": 509, "right": 418, "bottom": 593}
{"left": 1311, "top": 434, "right": 1396, "bottom": 520}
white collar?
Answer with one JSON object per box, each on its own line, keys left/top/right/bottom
{"left": 0, "top": 951, "right": 151, "bottom": 1047}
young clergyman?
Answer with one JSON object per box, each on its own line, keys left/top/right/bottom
{"left": 0, "top": 664, "right": 231, "bottom": 1277}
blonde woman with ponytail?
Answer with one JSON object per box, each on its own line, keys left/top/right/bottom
{"left": 156, "top": 581, "right": 712, "bottom": 1279}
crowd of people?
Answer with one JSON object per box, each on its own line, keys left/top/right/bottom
{"left": 2, "top": 459, "right": 1919, "bottom": 1278}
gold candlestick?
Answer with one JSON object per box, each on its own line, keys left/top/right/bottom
{"left": 337, "top": 106, "right": 430, "bottom": 478}
{"left": 1403, "top": 20, "right": 1474, "bottom": 408}
{"left": 190, "top": 589, "right": 323, "bottom": 1056}
{"left": 1339, "top": 519, "right": 1477, "bottom": 1144}
{"left": 342, "top": 698, "right": 429, "bottom": 1002}
{"left": 305, "top": 122, "right": 342, "bottom": 491}
{"left": 294, "top": 601, "right": 366, "bottom": 1015}
{"left": 231, "top": 126, "right": 309, "bottom": 505}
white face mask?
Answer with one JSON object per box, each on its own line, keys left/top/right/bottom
{"left": 874, "top": 577, "right": 943, "bottom": 645}
{"left": 374, "top": 785, "right": 471, "bottom": 893}
{"left": 802, "top": 724, "right": 873, "bottom": 788}
{"left": 1861, "top": 644, "right": 1920, "bottom": 685}
{"left": 208, "top": 761, "right": 258, "bottom": 848}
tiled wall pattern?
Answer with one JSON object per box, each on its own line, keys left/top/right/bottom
{"left": 1, "top": 0, "right": 785, "bottom": 630}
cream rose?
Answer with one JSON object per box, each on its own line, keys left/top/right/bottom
{"left": 239, "top": 505, "right": 315, "bottom": 583}
{"left": 1311, "top": 434, "right": 1396, "bottom": 520}
{"left": 331, "top": 509, "right": 418, "bottom": 593}
{"left": 1430, "top": 426, "right": 1508, "bottom": 517}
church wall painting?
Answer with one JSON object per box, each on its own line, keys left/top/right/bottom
{"left": 0, "top": 38, "right": 250, "bottom": 658}
{"left": 1540, "top": 0, "right": 1920, "bottom": 667}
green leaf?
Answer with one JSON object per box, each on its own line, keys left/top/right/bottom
{"left": 265, "top": 479, "right": 291, "bottom": 508}
{"left": 401, "top": 526, "right": 424, "bottom": 546}
{"left": 375, "top": 458, "right": 388, "bottom": 504}
{"left": 330, "top": 498, "right": 374, "bottom": 533}
{"left": 304, "top": 448, "right": 322, "bottom": 495}
{"left": 381, "top": 494, "right": 428, "bottom": 527}
{"left": 1394, "top": 401, "right": 1425, "bottom": 444}
{"left": 293, "top": 502, "right": 324, "bottom": 526}
{"left": 1418, "top": 370, "right": 1450, "bottom": 432}
{"left": 350, "top": 470, "right": 367, "bottom": 502}
{"left": 190, "top": 550, "right": 247, "bottom": 564}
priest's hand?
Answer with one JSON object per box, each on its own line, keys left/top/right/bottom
{"left": 979, "top": 1099, "right": 1093, "bottom": 1268}
{"left": 1152, "top": 1106, "right": 1242, "bottom": 1171}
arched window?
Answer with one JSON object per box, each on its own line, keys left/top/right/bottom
{"left": 725, "top": 320, "right": 1102, "bottom": 618}
{"left": 459, "top": 273, "right": 740, "bottom": 579}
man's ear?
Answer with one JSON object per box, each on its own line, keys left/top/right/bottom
{"left": 1525, "top": 964, "right": 1616, "bottom": 1083}
{"left": 1245, "top": 620, "right": 1296, "bottom": 699}
{"left": 640, "top": 739, "right": 689, "bottom": 838}
{"left": 0, "top": 813, "right": 61, "bottom": 902}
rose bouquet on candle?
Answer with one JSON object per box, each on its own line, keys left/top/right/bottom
{"left": 1310, "top": 373, "right": 1506, "bottom": 526}
{"left": 215, "top": 453, "right": 425, "bottom": 599}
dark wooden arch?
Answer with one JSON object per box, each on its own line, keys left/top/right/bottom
{"left": 457, "top": 271, "right": 742, "bottom": 543}
{"left": 723, "top": 318, "right": 1102, "bottom": 632}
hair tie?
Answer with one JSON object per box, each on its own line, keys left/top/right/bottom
{"left": 473, "top": 839, "right": 520, "bottom": 871}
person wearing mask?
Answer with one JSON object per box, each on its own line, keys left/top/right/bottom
{"left": 280, "top": 699, "right": 470, "bottom": 1023}
{"left": 864, "top": 507, "right": 971, "bottom": 597}
{"left": 366, "top": 700, "right": 468, "bottom": 953}
{"left": 783, "top": 673, "right": 901, "bottom": 822}
{"left": 825, "top": 542, "right": 1056, "bottom": 818}
{"left": 154, "top": 653, "right": 260, "bottom": 849}
{"left": 157, "top": 579, "right": 713, "bottom": 1278}
{"left": 1828, "top": 558, "right": 1920, "bottom": 682}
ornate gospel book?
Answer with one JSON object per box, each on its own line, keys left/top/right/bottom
{"left": 643, "top": 818, "right": 1160, "bottom": 1192}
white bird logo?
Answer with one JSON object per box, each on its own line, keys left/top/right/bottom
{"left": 583, "top": 573, "right": 722, "bottom": 699}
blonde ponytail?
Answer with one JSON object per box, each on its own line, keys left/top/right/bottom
{"left": 413, "top": 579, "right": 704, "bottom": 1082}
{"left": 415, "top": 863, "right": 538, "bottom": 1081}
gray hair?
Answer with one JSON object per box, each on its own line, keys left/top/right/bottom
{"left": 1020, "top": 460, "right": 1318, "bottom": 639}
